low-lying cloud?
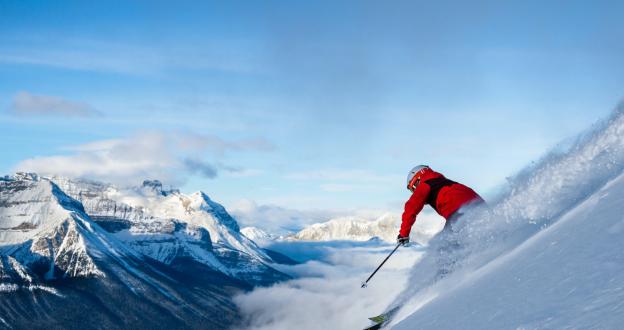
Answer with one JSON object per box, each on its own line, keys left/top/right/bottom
{"left": 234, "top": 240, "right": 425, "bottom": 330}
{"left": 9, "top": 91, "right": 100, "bottom": 117}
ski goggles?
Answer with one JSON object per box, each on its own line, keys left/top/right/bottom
{"left": 407, "top": 175, "right": 421, "bottom": 192}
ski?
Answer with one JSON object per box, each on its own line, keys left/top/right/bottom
{"left": 364, "top": 306, "right": 400, "bottom": 330}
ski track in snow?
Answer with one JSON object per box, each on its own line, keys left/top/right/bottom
{"left": 0, "top": 315, "right": 11, "bottom": 329}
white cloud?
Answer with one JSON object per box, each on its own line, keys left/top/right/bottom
{"left": 9, "top": 91, "right": 100, "bottom": 117}
{"left": 13, "top": 131, "right": 272, "bottom": 186}
{"left": 234, "top": 240, "right": 425, "bottom": 330}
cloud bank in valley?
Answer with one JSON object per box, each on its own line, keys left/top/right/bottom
{"left": 234, "top": 211, "right": 444, "bottom": 329}
{"left": 234, "top": 240, "right": 426, "bottom": 330}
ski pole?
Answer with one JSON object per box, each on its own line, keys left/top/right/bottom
{"left": 361, "top": 242, "right": 402, "bottom": 288}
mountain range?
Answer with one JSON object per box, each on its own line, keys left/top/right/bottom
{"left": 289, "top": 212, "right": 444, "bottom": 244}
{"left": 0, "top": 173, "right": 291, "bottom": 329}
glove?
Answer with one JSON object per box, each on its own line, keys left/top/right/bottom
{"left": 397, "top": 235, "right": 410, "bottom": 245}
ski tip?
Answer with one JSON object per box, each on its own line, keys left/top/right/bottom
{"left": 361, "top": 282, "right": 368, "bottom": 288}
{"left": 367, "top": 306, "right": 401, "bottom": 323}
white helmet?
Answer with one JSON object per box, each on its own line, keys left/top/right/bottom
{"left": 406, "top": 165, "right": 429, "bottom": 190}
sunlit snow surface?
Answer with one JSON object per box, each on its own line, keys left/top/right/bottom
{"left": 236, "top": 106, "right": 624, "bottom": 330}
{"left": 394, "top": 171, "right": 624, "bottom": 329}
{"left": 393, "top": 108, "right": 624, "bottom": 329}
{"left": 241, "top": 226, "right": 278, "bottom": 243}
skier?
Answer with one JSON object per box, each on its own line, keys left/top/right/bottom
{"left": 363, "top": 166, "right": 485, "bottom": 330}
{"left": 396, "top": 165, "right": 484, "bottom": 245}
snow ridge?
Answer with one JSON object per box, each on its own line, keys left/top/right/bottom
{"left": 241, "top": 226, "right": 277, "bottom": 242}
{"left": 446, "top": 104, "right": 624, "bottom": 265}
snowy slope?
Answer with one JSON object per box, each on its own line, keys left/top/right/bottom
{"left": 387, "top": 106, "right": 624, "bottom": 328}
{"left": 241, "top": 226, "right": 277, "bottom": 242}
{"left": 291, "top": 213, "right": 444, "bottom": 244}
{"left": 0, "top": 173, "right": 116, "bottom": 280}
{"left": 394, "top": 171, "right": 624, "bottom": 329}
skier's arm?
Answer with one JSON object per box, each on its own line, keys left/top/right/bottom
{"left": 399, "top": 185, "right": 429, "bottom": 237}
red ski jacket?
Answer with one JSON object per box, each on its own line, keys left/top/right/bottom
{"left": 400, "top": 169, "right": 483, "bottom": 237}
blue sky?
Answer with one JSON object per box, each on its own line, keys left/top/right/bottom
{"left": 1, "top": 1, "right": 623, "bottom": 214}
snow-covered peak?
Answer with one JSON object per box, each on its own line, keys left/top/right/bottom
{"left": 190, "top": 191, "right": 240, "bottom": 232}
{"left": 291, "top": 212, "right": 445, "bottom": 244}
{"left": 47, "top": 176, "right": 281, "bottom": 283}
{"left": 141, "top": 179, "right": 163, "bottom": 193}
{"left": 0, "top": 175, "right": 85, "bottom": 239}
{"left": 139, "top": 179, "right": 180, "bottom": 196}
{"left": 51, "top": 177, "right": 241, "bottom": 238}
{"left": 8, "top": 172, "right": 41, "bottom": 182}
{"left": 0, "top": 176, "right": 114, "bottom": 279}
